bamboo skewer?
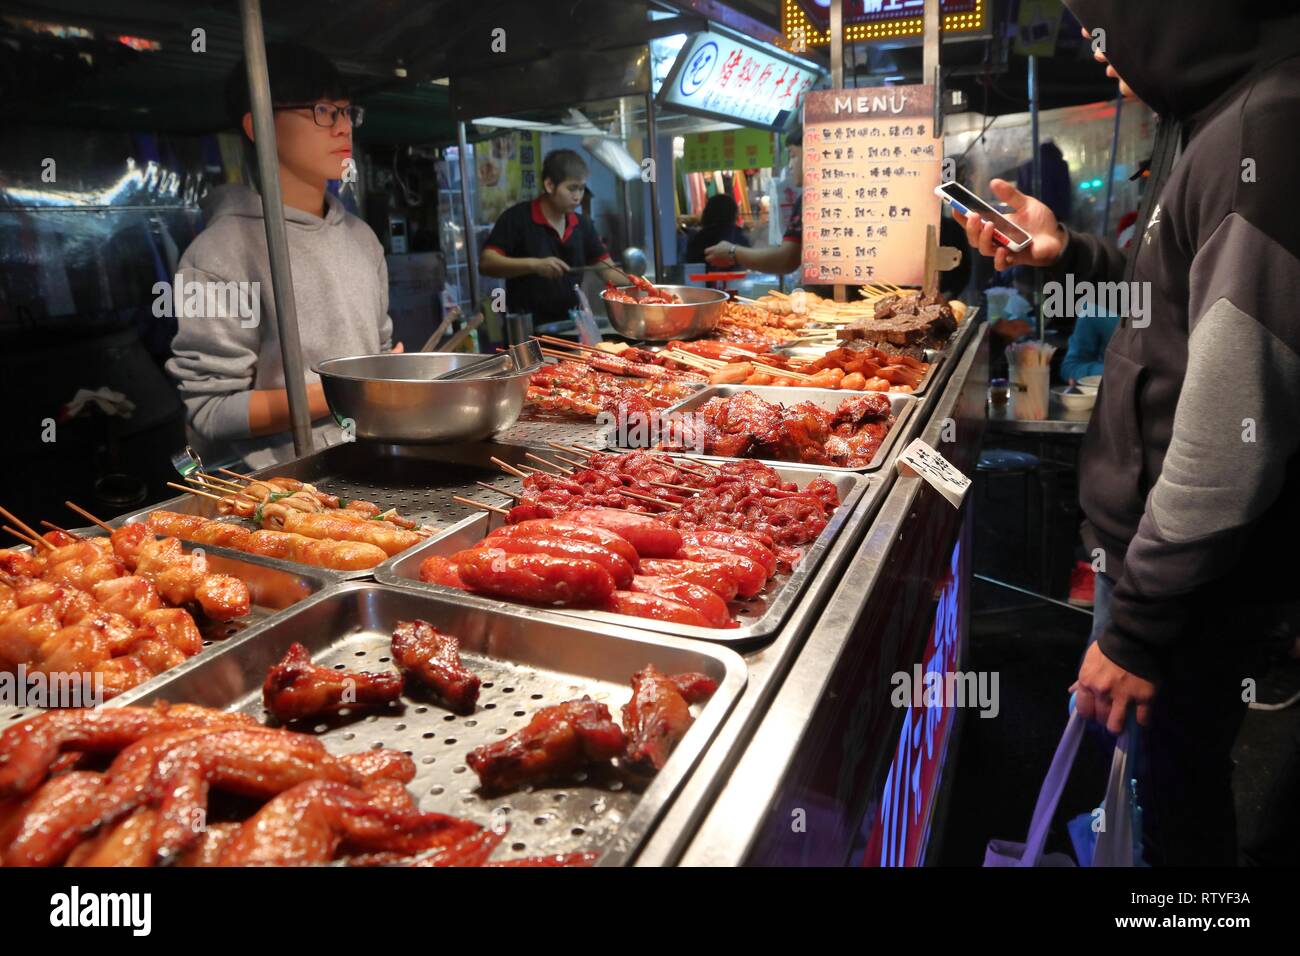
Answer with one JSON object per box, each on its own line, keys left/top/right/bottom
{"left": 217, "top": 467, "right": 251, "bottom": 483}
{"left": 40, "top": 521, "right": 84, "bottom": 539}
{"left": 489, "top": 457, "right": 530, "bottom": 480}
{"left": 167, "top": 481, "right": 222, "bottom": 502}
{"left": 532, "top": 335, "right": 608, "bottom": 356}
{"left": 524, "top": 452, "right": 572, "bottom": 476}
{"left": 452, "top": 495, "right": 509, "bottom": 516}
{"left": 751, "top": 362, "right": 814, "bottom": 382}
{"left": 476, "top": 482, "right": 521, "bottom": 500}
{"left": 2, "top": 525, "right": 45, "bottom": 550}
{"left": 549, "top": 452, "right": 590, "bottom": 471}
{"left": 196, "top": 472, "right": 245, "bottom": 492}
{"left": 63, "top": 502, "right": 115, "bottom": 534}
{"left": 0, "top": 505, "right": 55, "bottom": 549}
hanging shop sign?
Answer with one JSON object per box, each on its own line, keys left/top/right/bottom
{"left": 800, "top": 85, "right": 942, "bottom": 286}
{"left": 782, "top": 0, "right": 989, "bottom": 49}
{"left": 658, "top": 31, "right": 818, "bottom": 131}
{"left": 681, "top": 129, "right": 775, "bottom": 173}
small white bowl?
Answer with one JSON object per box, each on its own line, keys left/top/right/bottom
{"left": 1053, "top": 386, "right": 1096, "bottom": 411}
{"left": 1077, "top": 374, "right": 1102, "bottom": 394}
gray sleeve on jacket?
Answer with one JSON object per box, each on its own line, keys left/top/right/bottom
{"left": 1100, "top": 213, "right": 1300, "bottom": 679}
{"left": 1050, "top": 227, "right": 1127, "bottom": 285}
{"left": 376, "top": 253, "right": 394, "bottom": 350}
{"left": 163, "top": 264, "right": 260, "bottom": 443}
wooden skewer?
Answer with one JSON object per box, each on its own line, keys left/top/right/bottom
{"left": 539, "top": 347, "right": 586, "bottom": 362}
{"left": 2, "top": 525, "right": 45, "bottom": 550}
{"left": 617, "top": 490, "right": 680, "bottom": 510}
{"left": 476, "top": 481, "right": 521, "bottom": 500}
{"left": 524, "top": 452, "right": 572, "bottom": 476}
{"left": 186, "top": 475, "right": 233, "bottom": 495}
{"left": 532, "top": 335, "right": 608, "bottom": 356}
{"left": 167, "top": 481, "right": 222, "bottom": 502}
{"left": 489, "top": 456, "right": 531, "bottom": 480}
{"left": 452, "top": 495, "right": 510, "bottom": 516}
{"left": 752, "top": 362, "right": 815, "bottom": 382}
{"left": 40, "top": 520, "right": 84, "bottom": 540}
{"left": 546, "top": 440, "right": 590, "bottom": 457}
{"left": 549, "top": 452, "right": 590, "bottom": 471}
{"left": 63, "top": 501, "right": 115, "bottom": 534}
{"left": 196, "top": 472, "right": 245, "bottom": 492}
{"left": 216, "top": 467, "right": 251, "bottom": 484}
{"left": 0, "top": 505, "right": 55, "bottom": 549}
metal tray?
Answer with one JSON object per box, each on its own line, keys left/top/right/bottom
{"left": 0, "top": 534, "right": 332, "bottom": 724}
{"left": 125, "top": 581, "right": 747, "bottom": 867}
{"left": 116, "top": 443, "right": 543, "bottom": 581}
{"left": 652, "top": 385, "right": 917, "bottom": 473}
{"left": 376, "top": 464, "right": 875, "bottom": 645}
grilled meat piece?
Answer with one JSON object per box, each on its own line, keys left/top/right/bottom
{"left": 466, "top": 696, "right": 626, "bottom": 794}
{"left": 262, "top": 642, "right": 404, "bottom": 723}
{"left": 621, "top": 665, "right": 718, "bottom": 772}
{"left": 390, "top": 620, "right": 481, "bottom": 714}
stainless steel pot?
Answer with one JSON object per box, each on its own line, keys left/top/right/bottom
{"left": 600, "top": 284, "right": 728, "bottom": 341}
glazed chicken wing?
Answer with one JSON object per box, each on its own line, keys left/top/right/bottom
{"left": 390, "top": 620, "right": 480, "bottom": 714}
{"left": 622, "top": 666, "right": 720, "bottom": 772}
{"left": 0, "top": 703, "right": 255, "bottom": 798}
{"left": 466, "top": 696, "right": 626, "bottom": 794}
{"left": 262, "top": 642, "right": 404, "bottom": 723}
{"left": 218, "top": 779, "right": 479, "bottom": 866}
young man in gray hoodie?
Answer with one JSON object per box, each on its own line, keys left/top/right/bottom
{"left": 166, "top": 43, "right": 394, "bottom": 469}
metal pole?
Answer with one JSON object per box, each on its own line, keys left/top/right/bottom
{"left": 238, "top": 0, "right": 313, "bottom": 456}
{"left": 619, "top": 97, "right": 634, "bottom": 256}
{"left": 923, "top": 0, "right": 942, "bottom": 136}
{"left": 1101, "top": 89, "right": 1123, "bottom": 237}
{"left": 644, "top": 92, "right": 664, "bottom": 279}
{"left": 830, "top": 0, "right": 844, "bottom": 88}
{"left": 1027, "top": 53, "right": 1043, "bottom": 339}
{"left": 456, "top": 121, "right": 481, "bottom": 313}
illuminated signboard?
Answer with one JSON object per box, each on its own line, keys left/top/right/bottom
{"left": 657, "top": 31, "right": 819, "bottom": 130}
{"left": 782, "top": 0, "right": 987, "bottom": 48}
{"left": 862, "top": 537, "right": 963, "bottom": 867}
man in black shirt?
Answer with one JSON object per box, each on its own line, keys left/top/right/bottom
{"left": 480, "top": 149, "right": 626, "bottom": 324}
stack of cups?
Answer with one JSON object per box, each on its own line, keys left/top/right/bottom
{"left": 1007, "top": 341, "right": 1054, "bottom": 420}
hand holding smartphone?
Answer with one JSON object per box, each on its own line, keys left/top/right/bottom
{"left": 935, "top": 182, "right": 1034, "bottom": 251}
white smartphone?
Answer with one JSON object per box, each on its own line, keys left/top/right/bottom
{"left": 934, "top": 181, "right": 1034, "bottom": 252}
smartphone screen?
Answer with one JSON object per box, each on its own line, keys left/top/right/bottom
{"left": 934, "top": 182, "right": 1033, "bottom": 250}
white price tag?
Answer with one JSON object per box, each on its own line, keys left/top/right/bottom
{"left": 896, "top": 438, "right": 971, "bottom": 508}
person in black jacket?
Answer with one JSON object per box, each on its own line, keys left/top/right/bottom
{"left": 958, "top": 2, "right": 1300, "bottom": 865}
{"left": 685, "top": 194, "right": 750, "bottom": 264}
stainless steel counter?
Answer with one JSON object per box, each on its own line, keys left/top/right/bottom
{"left": 633, "top": 316, "right": 989, "bottom": 866}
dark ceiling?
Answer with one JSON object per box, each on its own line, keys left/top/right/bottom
{"left": 0, "top": 0, "right": 1124, "bottom": 144}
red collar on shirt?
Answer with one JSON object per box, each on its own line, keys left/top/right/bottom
{"left": 531, "top": 197, "right": 578, "bottom": 243}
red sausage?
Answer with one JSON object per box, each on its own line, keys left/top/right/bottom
{"left": 486, "top": 520, "right": 639, "bottom": 567}
{"left": 638, "top": 559, "right": 739, "bottom": 602}
{"left": 476, "top": 535, "right": 633, "bottom": 588}
{"left": 674, "top": 545, "right": 766, "bottom": 598}
{"left": 630, "top": 576, "right": 734, "bottom": 628}
{"left": 453, "top": 548, "right": 615, "bottom": 607}
{"left": 678, "top": 530, "right": 777, "bottom": 576}
{"left": 418, "top": 555, "right": 468, "bottom": 590}
{"left": 562, "top": 509, "right": 682, "bottom": 558}
{"left": 606, "top": 590, "right": 713, "bottom": 628}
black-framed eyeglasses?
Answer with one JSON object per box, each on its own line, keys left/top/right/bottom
{"left": 274, "top": 102, "right": 365, "bottom": 129}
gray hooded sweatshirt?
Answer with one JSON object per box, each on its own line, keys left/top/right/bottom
{"left": 165, "top": 183, "right": 393, "bottom": 469}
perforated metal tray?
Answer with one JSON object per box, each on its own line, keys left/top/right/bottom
{"left": 125, "top": 582, "right": 747, "bottom": 867}
{"left": 0, "top": 535, "right": 331, "bottom": 725}
{"left": 377, "top": 464, "right": 875, "bottom": 645}
{"left": 652, "top": 385, "right": 917, "bottom": 473}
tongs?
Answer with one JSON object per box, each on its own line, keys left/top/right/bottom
{"left": 429, "top": 340, "right": 543, "bottom": 381}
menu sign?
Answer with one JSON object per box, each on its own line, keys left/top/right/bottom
{"left": 801, "top": 85, "right": 941, "bottom": 287}
{"left": 681, "top": 129, "right": 775, "bottom": 173}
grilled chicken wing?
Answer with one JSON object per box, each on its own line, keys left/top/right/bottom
{"left": 262, "top": 642, "right": 404, "bottom": 723}
{"left": 218, "top": 779, "right": 479, "bottom": 866}
{"left": 622, "top": 666, "right": 720, "bottom": 772}
{"left": 390, "top": 620, "right": 480, "bottom": 714}
{"left": 466, "top": 697, "right": 626, "bottom": 794}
